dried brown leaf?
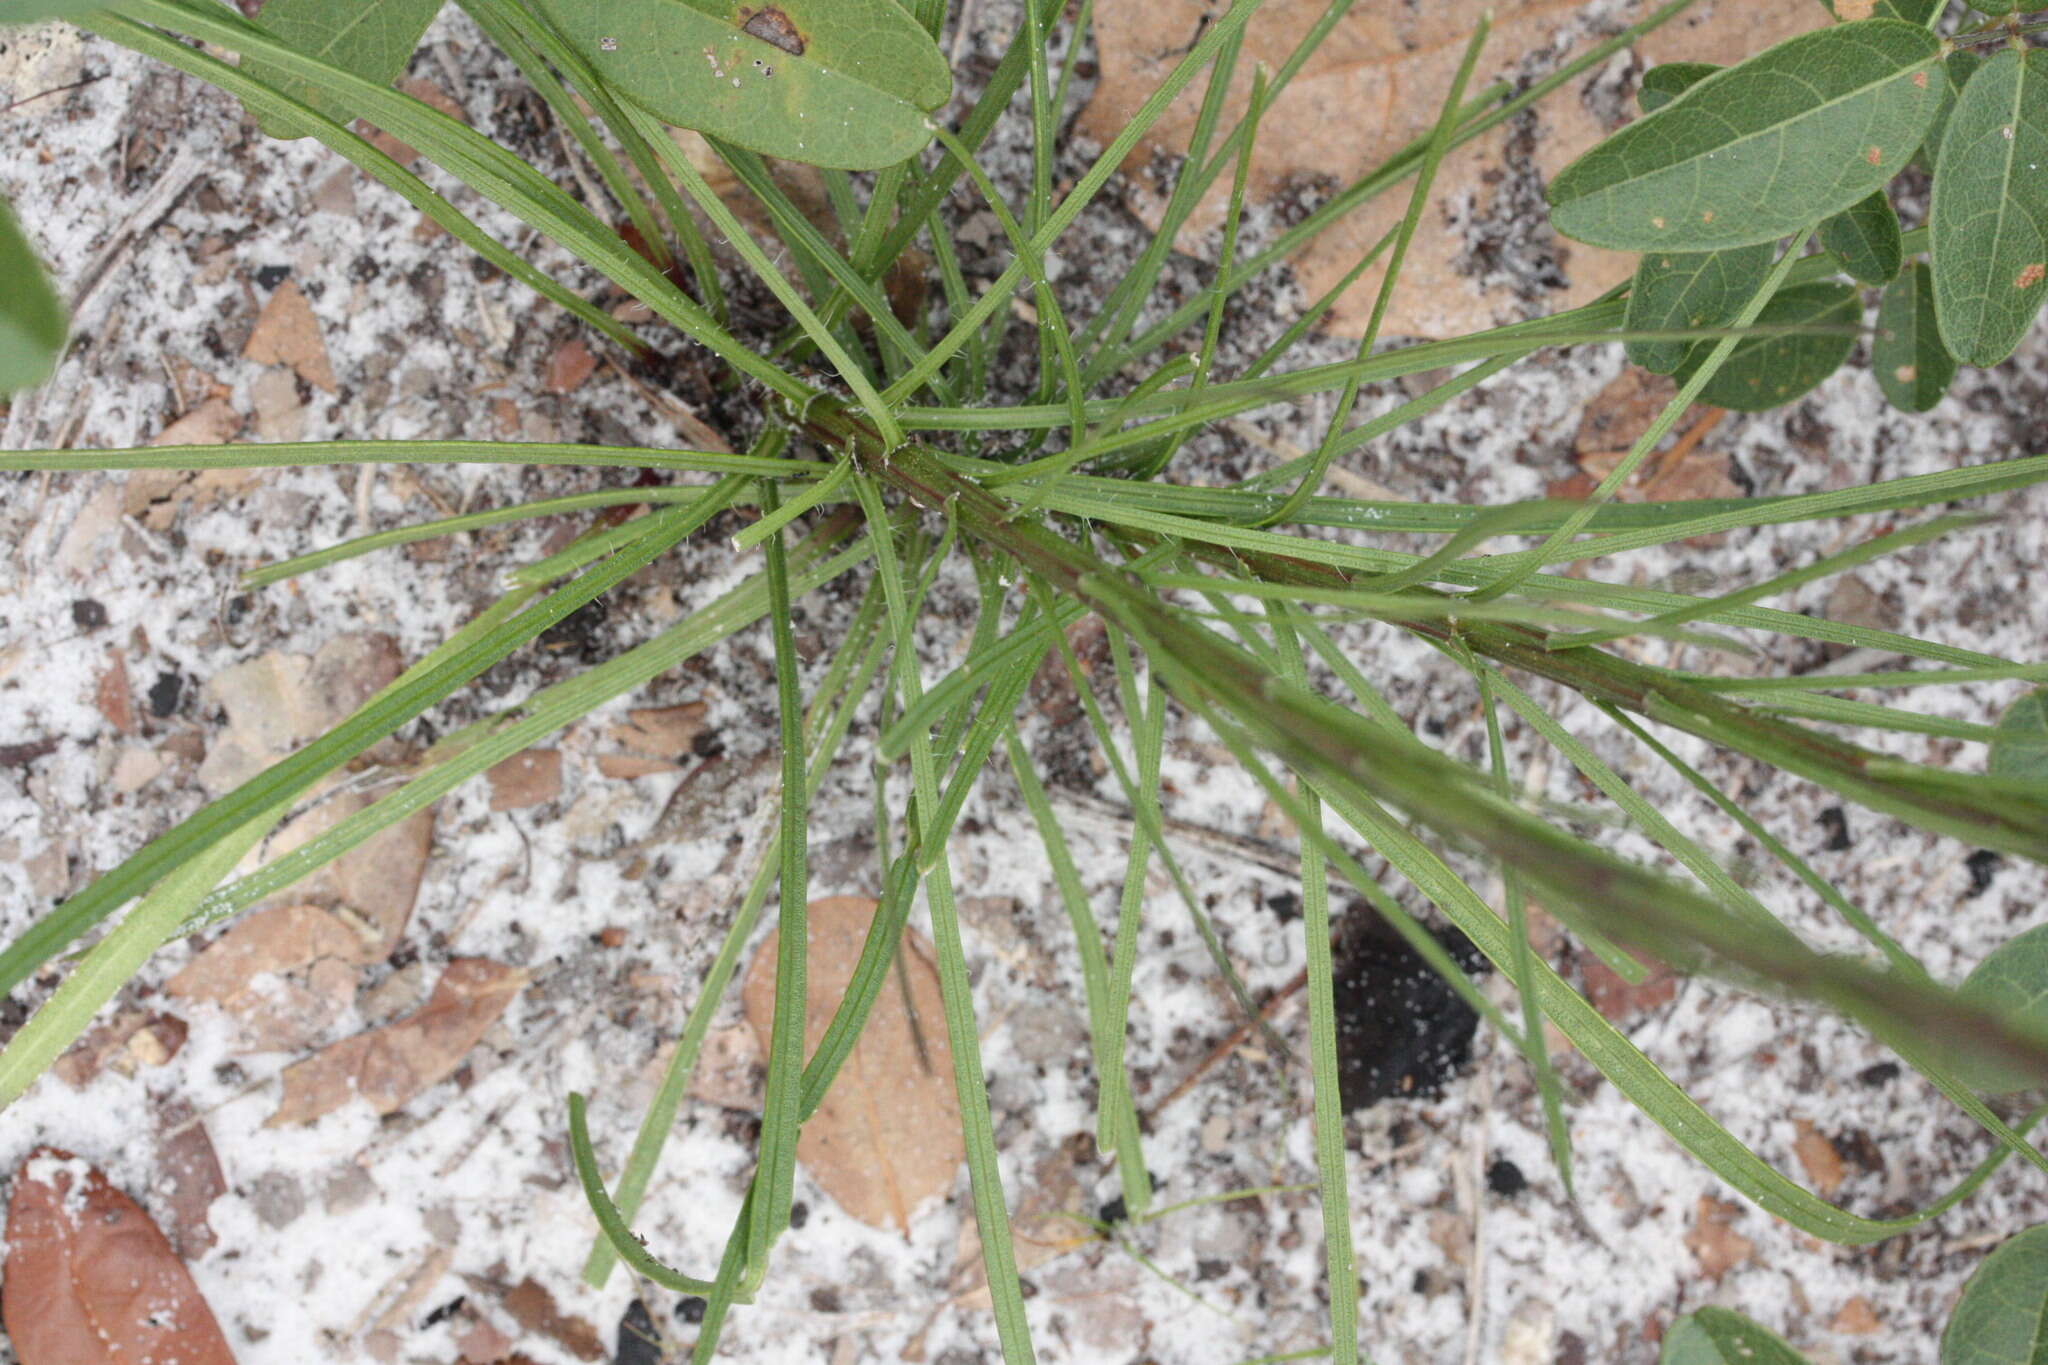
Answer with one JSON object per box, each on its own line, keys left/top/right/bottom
{"left": 243, "top": 277, "right": 337, "bottom": 392}
{"left": 1079, "top": 0, "right": 1822, "bottom": 339}
{"left": 544, "top": 337, "right": 599, "bottom": 395}
{"left": 486, "top": 748, "right": 563, "bottom": 810}
{"left": 1684, "top": 1195, "right": 1754, "bottom": 1280}
{"left": 2, "top": 1147, "right": 236, "bottom": 1365}
{"left": 268, "top": 958, "right": 528, "bottom": 1126}
{"left": 598, "top": 702, "right": 709, "bottom": 778}
{"left": 150, "top": 396, "right": 244, "bottom": 448}
{"left": 742, "top": 897, "right": 964, "bottom": 1232}
{"left": 1793, "top": 1118, "right": 1846, "bottom": 1198}
{"left": 94, "top": 648, "right": 136, "bottom": 736}
{"left": 498, "top": 1277, "right": 604, "bottom": 1362}
{"left": 155, "top": 1098, "right": 228, "bottom": 1260}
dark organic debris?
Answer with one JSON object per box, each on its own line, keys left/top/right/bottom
{"left": 1331, "top": 911, "right": 1489, "bottom": 1110}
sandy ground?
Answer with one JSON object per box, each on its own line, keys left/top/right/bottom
{"left": 5, "top": 3, "right": 2048, "bottom": 1363}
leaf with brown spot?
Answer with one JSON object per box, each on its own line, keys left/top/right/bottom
{"left": 1079, "top": 0, "right": 1824, "bottom": 339}
{"left": 2, "top": 1147, "right": 236, "bottom": 1365}
{"left": 268, "top": 958, "right": 528, "bottom": 1126}
{"left": 742, "top": 896, "right": 963, "bottom": 1232}
{"left": 243, "top": 277, "right": 337, "bottom": 392}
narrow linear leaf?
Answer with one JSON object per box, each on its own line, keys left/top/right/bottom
{"left": 531, "top": 0, "right": 949, "bottom": 169}
{"left": 1625, "top": 244, "right": 1775, "bottom": 373}
{"left": 1637, "top": 61, "right": 1717, "bottom": 115}
{"left": 1943, "top": 1225, "right": 2048, "bottom": 1365}
{"left": 243, "top": 0, "right": 446, "bottom": 138}
{"left": 1549, "top": 20, "right": 1942, "bottom": 251}
{"left": 1671, "top": 280, "right": 1861, "bottom": 410}
{"left": 1931, "top": 47, "right": 2048, "bottom": 367}
{"left": 0, "top": 197, "right": 64, "bottom": 393}
{"left": 0, "top": 1, "right": 109, "bottom": 21}
{"left": 1875, "top": 261, "right": 1957, "bottom": 412}
{"left": 1661, "top": 1308, "right": 1811, "bottom": 1365}
{"left": 1821, "top": 188, "right": 1904, "bottom": 284}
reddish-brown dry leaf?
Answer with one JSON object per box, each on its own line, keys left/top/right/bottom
{"left": 243, "top": 278, "right": 337, "bottom": 392}
{"left": 742, "top": 897, "right": 963, "bottom": 1232}
{"left": 95, "top": 649, "right": 137, "bottom": 736}
{"left": 497, "top": 1278, "right": 604, "bottom": 1362}
{"left": 268, "top": 958, "right": 529, "bottom": 1126}
{"left": 486, "top": 749, "right": 563, "bottom": 810}
{"left": 2, "top": 1147, "right": 236, "bottom": 1365}
{"left": 1078, "top": 0, "right": 1822, "bottom": 339}
{"left": 1793, "top": 1119, "right": 1846, "bottom": 1198}
{"left": 52, "top": 1009, "right": 187, "bottom": 1088}
{"left": 544, "top": 338, "right": 599, "bottom": 395}
{"left": 155, "top": 1098, "right": 229, "bottom": 1260}
{"left": 149, "top": 396, "right": 244, "bottom": 448}
{"left": 597, "top": 702, "right": 709, "bottom": 779}
{"left": 1832, "top": 1296, "right": 1882, "bottom": 1335}
{"left": 1685, "top": 1195, "right": 1754, "bottom": 1280}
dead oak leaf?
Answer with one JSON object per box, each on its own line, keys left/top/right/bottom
{"left": 1685, "top": 1195, "right": 1754, "bottom": 1280}
{"left": 243, "top": 277, "right": 337, "bottom": 392}
{"left": 596, "top": 702, "right": 709, "bottom": 780}
{"left": 743, "top": 897, "right": 964, "bottom": 1233}
{"left": 2, "top": 1147, "right": 236, "bottom": 1365}
{"left": 268, "top": 958, "right": 529, "bottom": 1126}
{"left": 1793, "top": 1119, "right": 1846, "bottom": 1198}
{"left": 1078, "top": 0, "right": 1822, "bottom": 339}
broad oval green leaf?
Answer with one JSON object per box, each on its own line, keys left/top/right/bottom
{"left": 1824, "top": 0, "right": 1941, "bottom": 21}
{"left": 531, "top": 0, "right": 950, "bottom": 170}
{"left": 1874, "top": 261, "right": 1957, "bottom": 412}
{"left": 1638, "top": 62, "right": 1718, "bottom": 115}
{"left": 1549, "top": 21, "right": 1943, "bottom": 252}
{"left": 243, "top": 0, "right": 448, "bottom": 139}
{"left": 1957, "top": 924, "right": 2048, "bottom": 1095}
{"left": 1661, "top": 1308, "right": 1810, "bottom": 1365}
{"left": 1967, "top": 0, "right": 2022, "bottom": 15}
{"left": 1943, "top": 1225, "right": 2048, "bottom": 1365}
{"left": 1921, "top": 50, "right": 1984, "bottom": 171}
{"left": 1624, "top": 244, "right": 1774, "bottom": 374}
{"left": 1992, "top": 689, "right": 2048, "bottom": 782}
{"left": 0, "top": 197, "right": 66, "bottom": 394}
{"left": 1671, "top": 281, "right": 1860, "bottom": 411}
{"left": 1821, "top": 189, "right": 1904, "bottom": 284}
{"left": 1931, "top": 48, "right": 2048, "bottom": 368}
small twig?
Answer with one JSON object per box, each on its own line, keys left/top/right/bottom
{"left": 0, "top": 73, "right": 107, "bottom": 114}
{"left": 1143, "top": 968, "right": 1306, "bottom": 1125}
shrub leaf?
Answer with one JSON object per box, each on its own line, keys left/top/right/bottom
{"left": 242, "top": 0, "right": 447, "bottom": 139}
{"left": 1549, "top": 20, "right": 1942, "bottom": 252}
{"left": 0, "top": 197, "right": 65, "bottom": 393}
{"left": 1661, "top": 1308, "right": 1810, "bottom": 1365}
{"left": 1921, "top": 50, "right": 1984, "bottom": 172}
{"left": 1821, "top": 189, "right": 1904, "bottom": 284}
{"left": 1625, "top": 244, "right": 1775, "bottom": 374}
{"left": 1957, "top": 925, "right": 2048, "bottom": 1096}
{"left": 530, "top": 0, "right": 950, "bottom": 170}
{"left": 1943, "top": 1225, "right": 2048, "bottom": 1365}
{"left": 1637, "top": 62, "right": 1718, "bottom": 115}
{"left": 1874, "top": 262, "right": 1956, "bottom": 413}
{"left": 1931, "top": 48, "right": 2048, "bottom": 368}
{"left": 1671, "top": 281, "right": 1860, "bottom": 411}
